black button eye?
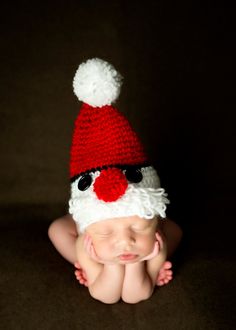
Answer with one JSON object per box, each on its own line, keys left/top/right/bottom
{"left": 125, "top": 168, "right": 143, "bottom": 183}
{"left": 77, "top": 174, "right": 92, "bottom": 191}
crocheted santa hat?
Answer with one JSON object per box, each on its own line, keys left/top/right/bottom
{"left": 69, "top": 58, "right": 169, "bottom": 232}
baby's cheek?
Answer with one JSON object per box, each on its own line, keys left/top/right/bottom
{"left": 94, "top": 241, "right": 111, "bottom": 258}
{"left": 139, "top": 235, "right": 156, "bottom": 253}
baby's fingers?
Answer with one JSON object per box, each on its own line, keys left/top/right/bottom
{"left": 140, "top": 241, "right": 159, "bottom": 261}
{"left": 83, "top": 234, "right": 100, "bottom": 261}
{"left": 155, "top": 231, "right": 164, "bottom": 250}
{"left": 83, "top": 234, "right": 93, "bottom": 255}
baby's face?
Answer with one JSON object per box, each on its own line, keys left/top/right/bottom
{"left": 85, "top": 216, "right": 158, "bottom": 264}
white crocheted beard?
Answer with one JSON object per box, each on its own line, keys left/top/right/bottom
{"left": 69, "top": 166, "right": 169, "bottom": 233}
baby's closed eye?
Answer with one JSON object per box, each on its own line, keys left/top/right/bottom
{"left": 131, "top": 226, "right": 149, "bottom": 232}
{"left": 95, "top": 231, "right": 113, "bottom": 237}
{"left": 131, "top": 222, "right": 154, "bottom": 233}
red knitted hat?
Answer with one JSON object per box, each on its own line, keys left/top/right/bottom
{"left": 69, "top": 58, "right": 169, "bottom": 232}
{"left": 70, "top": 58, "right": 148, "bottom": 181}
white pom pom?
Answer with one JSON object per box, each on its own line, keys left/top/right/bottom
{"left": 73, "top": 58, "right": 123, "bottom": 107}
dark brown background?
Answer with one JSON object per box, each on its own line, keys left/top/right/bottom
{"left": 1, "top": 1, "right": 235, "bottom": 329}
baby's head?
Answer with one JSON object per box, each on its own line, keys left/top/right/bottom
{"left": 68, "top": 58, "right": 169, "bottom": 235}
{"left": 85, "top": 215, "right": 158, "bottom": 264}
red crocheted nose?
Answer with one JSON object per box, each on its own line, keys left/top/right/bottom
{"left": 93, "top": 168, "right": 128, "bottom": 202}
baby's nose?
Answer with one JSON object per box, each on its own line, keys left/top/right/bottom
{"left": 115, "top": 229, "right": 135, "bottom": 248}
{"left": 93, "top": 168, "right": 128, "bottom": 202}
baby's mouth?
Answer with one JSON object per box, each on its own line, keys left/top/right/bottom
{"left": 118, "top": 253, "right": 138, "bottom": 261}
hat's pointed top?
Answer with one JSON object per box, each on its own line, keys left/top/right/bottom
{"left": 73, "top": 58, "right": 123, "bottom": 107}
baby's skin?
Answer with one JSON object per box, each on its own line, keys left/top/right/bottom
{"left": 74, "top": 216, "right": 172, "bottom": 304}
{"left": 74, "top": 260, "right": 172, "bottom": 288}
{"left": 48, "top": 214, "right": 182, "bottom": 304}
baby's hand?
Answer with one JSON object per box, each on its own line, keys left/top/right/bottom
{"left": 140, "top": 232, "right": 163, "bottom": 261}
{"left": 83, "top": 234, "right": 116, "bottom": 265}
{"left": 83, "top": 234, "right": 99, "bottom": 262}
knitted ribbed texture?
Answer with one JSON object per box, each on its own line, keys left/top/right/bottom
{"left": 69, "top": 166, "right": 169, "bottom": 233}
{"left": 69, "top": 59, "right": 169, "bottom": 230}
{"left": 70, "top": 103, "right": 148, "bottom": 179}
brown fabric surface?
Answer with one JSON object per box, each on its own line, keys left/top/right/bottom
{"left": 1, "top": 205, "right": 235, "bottom": 330}
{"left": 1, "top": 1, "right": 235, "bottom": 329}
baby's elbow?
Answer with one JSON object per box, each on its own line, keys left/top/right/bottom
{"left": 89, "top": 287, "right": 120, "bottom": 304}
{"left": 122, "top": 288, "right": 153, "bottom": 304}
{"left": 122, "top": 294, "right": 151, "bottom": 304}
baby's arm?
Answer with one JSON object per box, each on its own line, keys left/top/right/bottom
{"left": 88, "top": 263, "right": 124, "bottom": 304}
{"left": 122, "top": 261, "right": 154, "bottom": 304}
{"left": 75, "top": 235, "right": 124, "bottom": 304}
{"left": 122, "top": 231, "right": 167, "bottom": 303}
{"left": 146, "top": 230, "right": 167, "bottom": 285}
